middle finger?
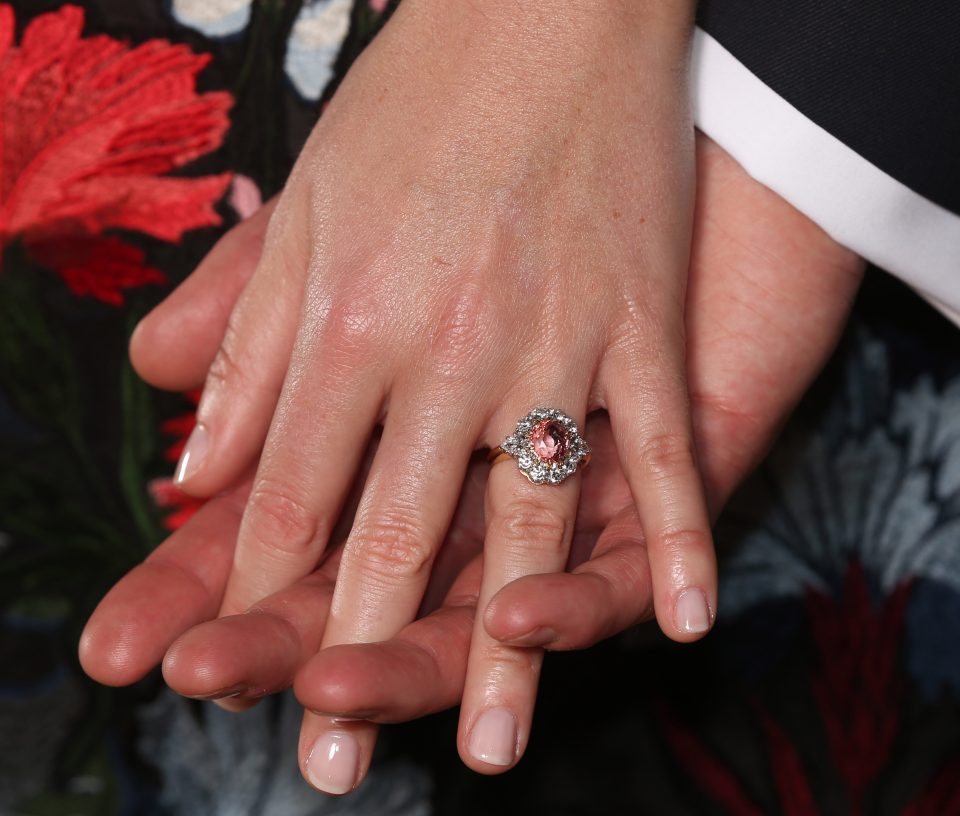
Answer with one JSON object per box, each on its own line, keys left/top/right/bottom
{"left": 296, "top": 383, "right": 485, "bottom": 794}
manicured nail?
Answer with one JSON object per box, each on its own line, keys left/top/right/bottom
{"left": 174, "top": 423, "right": 209, "bottom": 485}
{"left": 306, "top": 731, "right": 360, "bottom": 795}
{"left": 468, "top": 707, "right": 517, "bottom": 766}
{"left": 675, "top": 588, "right": 712, "bottom": 634}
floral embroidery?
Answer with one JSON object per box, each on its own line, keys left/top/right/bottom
{"left": 717, "top": 331, "right": 960, "bottom": 619}
{"left": 284, "top": 0, "right": 353, "bottom": 100}
{"left": 0, "top": 4, "right": 232, "bottom": 303}
{"left": 171, "top": 0, "right": 252, "bottom": 39}
{"left": 26, "top": 235, "right": 166, "bottom": 307}
{"left": 160, "top": 389, "right": 202, "bottom": 464}
{"left": 228, "top": 174, "right": 264, "bottom": 220}
{"left": 168, "top": 0, "right": 353, "bottom": 102}
{"left": 151, "top": 390, "right": 205, "bottom": 531}
{"left": 660, "top": 563, "right": 915, "bottom": 816}
{"left": 148, "top": 477, "right": 205, "bottom": 531}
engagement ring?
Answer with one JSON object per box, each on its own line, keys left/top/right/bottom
{"left": 488, "top": 407, "right": 590, "bottom": 485}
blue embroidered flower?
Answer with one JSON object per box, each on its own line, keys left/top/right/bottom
{"left": 138, "top": 690, "right": 432, "bottom": 816}
{"left": 170, "top": 0, "right": 353, "bottom": 101}
{"left": 719, "top": 329, "right": 960, "bottom": 618}
{"left": 715, "top": 328, "right": 960, "bottom": 697}
{"left": 284, "top": 0, "right": 353, "bottom": 100}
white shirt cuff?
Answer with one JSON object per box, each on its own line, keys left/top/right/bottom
{"left": 691, "top": 27, "right": 960, "bottom": 328}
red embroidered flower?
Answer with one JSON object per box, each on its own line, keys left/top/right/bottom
{"left": 151, "top": 389, "right": 204, "bottom": 530}
{"left": 0, "top": 4, "right": 232, "bottom": 302}
{"left": 658, "top": 563, "right": 915, "bottom": 815}
{"left": 160, "top": 388, "right": 202, "bottom": 464}
{"left": 26, "top": 235, "right": 167, "bottom": 307}
{"left": 806, "top": 563, "right": 910, "bottom": 812}
{"left": 149, "top": 477, "right": 204, "bottom": 532}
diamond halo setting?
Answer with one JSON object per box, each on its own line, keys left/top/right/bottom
{"left": 496, "top": 407, "right": 590, "bottom": 485}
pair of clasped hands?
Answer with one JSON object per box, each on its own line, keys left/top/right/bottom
{"left": 79, "top": 0, "right": 863, "bottom": 797}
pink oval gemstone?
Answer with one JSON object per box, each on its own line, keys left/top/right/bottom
{"left": 530, "top": 420, "right": 568, "bottom": 463}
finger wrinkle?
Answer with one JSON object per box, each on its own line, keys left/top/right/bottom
{"left": 139, "top": 559, "right": 216, "bottom": 608}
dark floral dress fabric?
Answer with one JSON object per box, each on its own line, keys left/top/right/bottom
{"left": 1, "top": 3, "right": 958, "bottom": 815}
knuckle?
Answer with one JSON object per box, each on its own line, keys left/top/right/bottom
{"left": 484, "top": 643, "right": 541, "bottom": 677}
{"left": 656, "top": 527, "right": 713, "bottom": 559}
{"left": 245, "top": 480, "right": 320, "bottom": 558}
{"left": 323, "top": 291, "right": 384, "bottom": 360}
{"left": 609, "top": 297, "right": 656, "bottom": 352}
{"left": 694, "top": 391, "right": 766, "bottom": 435}
{"left": 349, "top": 513, "right": 436, "bottom": 582}
{"left": 607, "top": 297, "right": 683, "bottom": 369}
{"left": 637, "top": 432, "right": 697, "bottom": 482}
{"left": 443, "top": 588, "right": 480, "bottom": 611}
{"left": 495, "top": 497, "right": 570, "bottom": 559}
{"left": 205, "top": 318, "right": 249, "bottom": 392}
{"left": 429, "top": 282, "right": 497, "bottom": 376}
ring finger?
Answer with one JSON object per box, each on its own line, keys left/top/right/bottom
{"left": 459, "top": 393, "right": 590, "bottom": 773}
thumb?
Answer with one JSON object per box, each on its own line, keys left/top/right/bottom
{"left": 129, "top": 197, "right": 277, "bottom": 391}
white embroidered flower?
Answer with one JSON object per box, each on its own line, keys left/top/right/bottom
{"left": 717, "top": 329, "right": 960, "bottom": 619}
{"left": 171, "top": 0, "right": 252, "bottom": 38}
{"left": 284, "top": 0, "right": 353, "bottom": 100}
{"left": 170, "top": 0, "right": 351, "bottom": 101}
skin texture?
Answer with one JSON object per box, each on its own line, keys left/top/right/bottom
{"left": 81, "top": 133, "right": 865, "bottom": 791}
{"left": 129, "top": 0, "right": 724, "bottom": 785}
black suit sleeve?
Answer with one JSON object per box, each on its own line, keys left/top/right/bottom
{"left": 692, "top": 1, "right": 960, "bottom": 324}
{"left": 696, "top": 0, "right": 960, "bottom": 216}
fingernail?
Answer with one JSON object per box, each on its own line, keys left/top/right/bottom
{"left": 501, "top": 626, "right": 559, "bottom": 647}
{"left": 306, "top": 731, "right": 360, "bottom": 795}
{"left": 174, "top": 422, "right": 209, "bottom": 485}
{"left": 188, "top": 683, "right": 247, "bottom": 701}
{"left": 675, "top": 588, "right": 712, "bottom": 634}
{"left": 468, "top": 707, "right": 517, "bottom": 766}
{"left": 308, "top": 709, "right": 378, "bottom": 722}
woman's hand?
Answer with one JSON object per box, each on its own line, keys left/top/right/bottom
{"left": 82, "top": 133, "right": 864, "bottom": 791}
{"left": 135, "top": 0, "right": 717, "bottom": 782}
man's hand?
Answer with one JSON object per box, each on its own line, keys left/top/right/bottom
{"left": 80, "top": 133, "right": 863, "bottom": 792}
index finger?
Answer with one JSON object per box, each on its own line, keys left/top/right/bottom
{"left": 78, "top": 482, "right": 250, "bottom": 686}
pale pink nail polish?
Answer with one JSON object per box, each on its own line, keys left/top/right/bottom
{"left": 675, "top": 588, "right": 712, "bottom": 634}
{"left": 306, "top": 732, "right": 360, "bottom": 795}
{"left": 468, "top": 707, "right": 517, "bottom": 766}
{"left": 174, "top": 422, "right": 209, "bottom": 485}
